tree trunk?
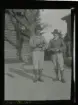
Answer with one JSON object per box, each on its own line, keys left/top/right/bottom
{"left": 17, "top": 45, "right": 23, "bottom": 61}
{"left": 16, "top": 21, "right": 23, "bottom": 61}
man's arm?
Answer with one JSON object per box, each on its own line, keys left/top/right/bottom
{"left": 59, "top": 39, "right": 66, "bottom": 52}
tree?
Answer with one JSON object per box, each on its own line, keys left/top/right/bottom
{"left": 5, "top": 9, "right": 48, "bottom": 61}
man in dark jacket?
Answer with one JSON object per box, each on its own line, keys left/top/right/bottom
{"left": 48, "top": 29, "right": 65, "bottom": 83}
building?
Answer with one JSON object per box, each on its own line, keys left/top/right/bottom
{"left": 61, "top": 14, "right": 71, "bottom": 39}
{"left": 61, "top": 14, "right": 71, "bottom": 57}
{"left": 5, "top": 10, "right": 31, "bottom": 63}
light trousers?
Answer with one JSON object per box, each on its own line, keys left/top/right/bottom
{"left": 51, "top": 53, "right": 64, "bottom": 71}
{"left": 32, "top": 50, "right": 44, "bottom": 70}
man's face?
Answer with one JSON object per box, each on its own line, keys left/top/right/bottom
{"left": 54, "top": 34, "right": 59, "bottom": 39}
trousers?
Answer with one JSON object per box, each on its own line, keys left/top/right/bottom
{"left": 51, "top": 53, "right": 64, "bottom": 71}
{"left": 32, "top": 51, "right": 44, "bottom": 70}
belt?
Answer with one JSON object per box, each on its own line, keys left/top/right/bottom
{"left": 51, "top": 51, "right": 62, "bottom": 54}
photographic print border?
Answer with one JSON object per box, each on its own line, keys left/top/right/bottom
{"left": 0, "top": 1, "right": 76, "bottom": 105}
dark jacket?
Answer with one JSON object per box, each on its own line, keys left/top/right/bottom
{"left": 48, "top": 38, "right": 65, "bottom": 54}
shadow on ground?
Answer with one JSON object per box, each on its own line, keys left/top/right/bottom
{"left": 9, "top": 68, "right": 54, "bottom": 81}
{"left": 23, "top": 69, "right": 54, "bottom": 79}
{"left": 5, "top": 73, "right": 15, "bottom": 78}
{"left": 9, "top": 68, "right": 34, "bottom": 81}
{"left": 5, "top": 59, "right": 32, "bottom": 65}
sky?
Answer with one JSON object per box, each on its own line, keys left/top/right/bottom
{"left": 40, "top": 9, "right": 71, "bottom": 43}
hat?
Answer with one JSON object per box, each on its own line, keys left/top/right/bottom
{"left": 51, "top": 29, "right": 60, "bottom": 35}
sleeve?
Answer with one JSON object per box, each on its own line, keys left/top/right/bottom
{"left": 60, "top": 39, "right": 66, "bottom": 52}
{"left": 29, "top": 36, "right": 36, "bottom": 48}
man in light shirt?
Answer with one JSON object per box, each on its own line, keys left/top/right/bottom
{"left": 29, "top": 31, "right": 47, "bottom": 82}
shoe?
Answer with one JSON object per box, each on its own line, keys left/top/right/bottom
{"left": 38, "top": 69, "right": 44, "bottom": 82}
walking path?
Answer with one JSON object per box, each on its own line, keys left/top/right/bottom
{"left": 4, "top": 61, "right": 71, "bottom": 100}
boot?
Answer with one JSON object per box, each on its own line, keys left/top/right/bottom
{"left": 38, "top": 69, "right": 44, "bottom": 82}
{"left": 53, "top": 69, "right": 59, "bottom": 81}
{"left": 60, "top": 70, "right": 65, "bottom": 83}
{"left": 33, "top": 69, "right": 38, "bottom": 83}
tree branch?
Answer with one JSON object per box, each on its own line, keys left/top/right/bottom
{"left": 20, "top": 30, "right": 30, "bottom": 39}
{"left": 5, "top": 10, "right": 30, "bottom": 39}
{"left": 5, "top": 24, "right": 30, "bottom": 40}
{"left": 9, "top": 15, "right": 16, "bottom": 30}
{"left": 4, "top": 36, "right": 18, "bottom": 49}
{"left": 5, "top": 10, "right": 16, "bottom": 30}
{"left": 24, "top": 10, "right": 30, "bottom": 25}
{"left": 11, "top": 10, "right": 31, "bottom": 31}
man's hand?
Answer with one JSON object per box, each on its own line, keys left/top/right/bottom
{"left": 55, "top": 48, "right": 60, "bottom": 51}
{"left": 36, "top": 44, "right": 42, "bottom": 48}
{"left": 48, "top": 48, "right": 59, "bottom": 52}
{"left": 41, "top": 46, "right": 47, "bottom": 50}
